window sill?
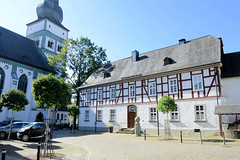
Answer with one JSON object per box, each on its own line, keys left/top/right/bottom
{"left": 84, "top": 120, "right": 89, "bottom": 122}
{"left": 109, "top": 120, "right": 115, "bottom": 122}
{"left": 193, "top": 89, "right": 204, "bottom": 92}
{"left": 169, "top": 92, "right": 178, "bottom": 95}
{"left": 194, "top": 120, "right": 206, "bottom": 123}
{"left": 149, "top": 94, "right": 156, "bottom": 97}
{"left": 96, "top": 120, "right": 102, "bottom": 122}
{"left": 169, "top": 120, "right": 180, "bottom": 122}
{"left": 149, "top": 120, "right": 157, "bottom": 122}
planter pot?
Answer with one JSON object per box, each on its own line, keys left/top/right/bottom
{"left": 109, "top": 128, "right": 113, "bottom": 133}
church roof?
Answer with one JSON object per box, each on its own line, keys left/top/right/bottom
{"left": 0, "top": 26, "right": 49, "bottom": 71}
{"left": 221, "top": 51, "right": 240, "bottom": 78}
{"left": 79, "top": 35, "right": 222, "bottom": 89}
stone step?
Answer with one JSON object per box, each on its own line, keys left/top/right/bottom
{"left": 117, "top": 128, "right": 135, "bottom": 134}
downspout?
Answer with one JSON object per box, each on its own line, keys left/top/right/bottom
{"left": 213, "top": 63, "right": 222, "bottom": 136}
{"left": 212, "top": 63, "right": 219, "bottom": 106}
{"left": 95, "top": 97, "right": 98, "bottom": 132}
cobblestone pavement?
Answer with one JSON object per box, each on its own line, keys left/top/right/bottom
{"left": 1, "top": 130, "right": 240, "bottom": 160}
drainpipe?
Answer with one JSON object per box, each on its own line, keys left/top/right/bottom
{"left": 212, "top": 63, "right": 219, "bottom": 106}
{"left": 95, "top": 99, "right": 98, "bottom": 132}
{"left": 213, "top": 63, "right": 221, "bottom": 136}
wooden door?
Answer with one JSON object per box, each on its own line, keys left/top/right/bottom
{"left": 128, "top": 106, "right": 137, "bottom": 128}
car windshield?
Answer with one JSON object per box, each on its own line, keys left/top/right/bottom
{"left": 22, "top": 122, "right": 34, "bottom": 128}
{"left": 1, "top": 121, "right": 10, "bottom": 126}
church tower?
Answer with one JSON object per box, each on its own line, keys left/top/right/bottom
{"left": 26, "top": 0, "right": 69, "bottom": 57}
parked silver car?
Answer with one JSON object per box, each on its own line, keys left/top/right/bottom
{"left": 0, "top": 122, "right": 30, "bottom": 139}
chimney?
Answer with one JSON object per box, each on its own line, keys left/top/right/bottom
{"left": 179, "top": 38, "right": 186, "bottom": 45}
{"left": 132, "top": 50, "right": 139, "bottom": 62}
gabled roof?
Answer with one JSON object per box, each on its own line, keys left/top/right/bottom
{"left": 79, "top": 35, "right": 222, "bottom": 89}
{"left": 0, "top": 26, "right": 49, "bottom": 71}
{"left": 221, "top": 51, "right": 240, "bottom": 78}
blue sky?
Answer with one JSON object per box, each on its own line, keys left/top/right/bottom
{"left": 1, "top": 0, "right": 240, "bottom": 62}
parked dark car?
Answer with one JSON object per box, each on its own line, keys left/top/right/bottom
{"left": 17, "top": 122, "right": 49, "bottom": 142}
{"left": 0, "top": 120, "right": 22, "bottom": 127}
{"left": 0, "top": 122, "right": 29, "bottom": 139}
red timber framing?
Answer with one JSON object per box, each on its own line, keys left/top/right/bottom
{"left": 79, "top": 67, "right": 221, "bottom": 107}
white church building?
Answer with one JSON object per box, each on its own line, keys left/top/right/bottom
{"left": 78, "top": 36, "right": 240, "bottom": 135}
{"left": 0, "top": 0, "right": 69, "bottom": 124}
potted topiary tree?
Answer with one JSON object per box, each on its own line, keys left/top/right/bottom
{"left": 108, "top": 125, "right": 114, "bottom": 133}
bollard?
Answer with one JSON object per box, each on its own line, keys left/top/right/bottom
{"left": 200, "top": 131, "right": 203, "bottom": 144}
{"left": 180, "top": 131, "right": 183, "bottom": 143}
{"left": 144, "top": 130, "right": 146, "bottom": 141}
{"left": 37, "top": 142, "right": 41, "bottom": 160}
{"left": 1, "top": 148, "right": 6, "bottom": 160}
{"left": 223, "top": 132, "right": 226, "bottom": 145}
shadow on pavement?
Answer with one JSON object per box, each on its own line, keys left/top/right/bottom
{"left": 0, "top": 143, "right": 31, "bottom": 160}
{"left": 202, "top": 139, "right": 235, "bottom": 143}
{"left": 53, "top": 129, "right": 105, "bottom": 139}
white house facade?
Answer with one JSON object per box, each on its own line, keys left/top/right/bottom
{"left": 78, "top": 36, "right": 226, "bottom": 135}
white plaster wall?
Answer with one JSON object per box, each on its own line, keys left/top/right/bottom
{"left": 26, "top": 20, "right": 45, "bottom": 36}
{"left": 222, "top": 77, "right": 240, "bottom": 104}
{"left": 46, "top": 20, "right": 68, "bottom": 40}
{"left": 11, "top": 67, "right": 34, "bottom": 122}
{"left": 0, "top": 62, "right": 13, "bottom": 122}
{"left": 79, "top": 97, "right": 223, "bottom": 133}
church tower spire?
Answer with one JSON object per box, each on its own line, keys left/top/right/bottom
{"left": 26, "top": 0, "right": 69, "bottom": 58}
{"left": 37, "top": 0, "right": 63, "bottom": 24}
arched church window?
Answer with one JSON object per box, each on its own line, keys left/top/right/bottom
{"left": 48, "top": 40, "right": 54, "bottom": 49}
{"left": 0, "top": 68, "right": 5, "bottom": 94}
{"left": 35, "top": 38, "right": 40, "bottom": 47}
{"left": 17, "top": 74, "right": 28, "bottom": 94}
{"left": 57, "top": 44, "right": 62, "bottom": 52}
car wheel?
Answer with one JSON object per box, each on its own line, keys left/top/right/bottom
{"left": 22, "top": 134, "right": 29, "bottom": 142}
{"left": 0, "top": 132, "right": 6, "bottom": 139}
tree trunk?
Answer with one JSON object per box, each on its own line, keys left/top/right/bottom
{"left": 44, "top": 108, "right": 50, "bottom": 157}
{"left": 73, "top": 115, "right": 76, "bottom": 132}
{"left": 75, "top": 90, "right": 79, "bottom": 131}
{"left": 76, "top": 90, "right": 80, "bottom": 106}
{"left": 7, "top": 110, "right": 14, "bottom": 140}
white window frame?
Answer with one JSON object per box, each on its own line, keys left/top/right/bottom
{"left": 97, "top": 110, "right": 102, "bottom": 121}
{"left": 97, "top": 90, "right": 103, "bottom": 101}
{"left": 86, "top": 91, "right": 91, "bottom": 102}
{"left": 193, "top": 75, "right": 203, "bottom": 91}
{"left": 48, "top": 39, "right": 54, "bottom": 49}
{"left": 109, "top": 109, "right": 116, "bottom": 121}
{"left": 169, "top": 79, "right": 178, "bottom": 93}
{"left": 170, "top": 107, "right": 179, "bottom": 121}
{"left": 195, "top": 105, "right": 206, "bottom": 121}
{"left": 85, "top": 110, "right": 89, "bottom": 121}
{"left": 129, "top": 85, "right": 135, "bottom": 97}
{"left": 149, "top": 107, "right": 157, "bottom": 121}
{"left": 149, "top": 82, "right": 156, "bottom": 96}
{"left": 110, "top": 88, "right": 116, "bottom": 100}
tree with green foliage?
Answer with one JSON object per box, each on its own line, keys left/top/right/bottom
{"left": 157, "top": 95, "right": 177, "bottom": 139}
{"left": 32, "top": 74, "right": 72, "bottom": 156}
{"left": 48, "top": 37, "right": 108, "bottom": 105}
{"left": 0, "top": 89, "right": 29, "bottom": 140}
{"left": 48, "top": 37, "right": 108, "bottom": 129}
{"left": 68, "top": 104, "right": 80, "bottom": 132}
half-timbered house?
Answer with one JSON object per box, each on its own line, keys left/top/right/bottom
{"left": 78, "top": 35, "right": 224, "bottom": 135}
